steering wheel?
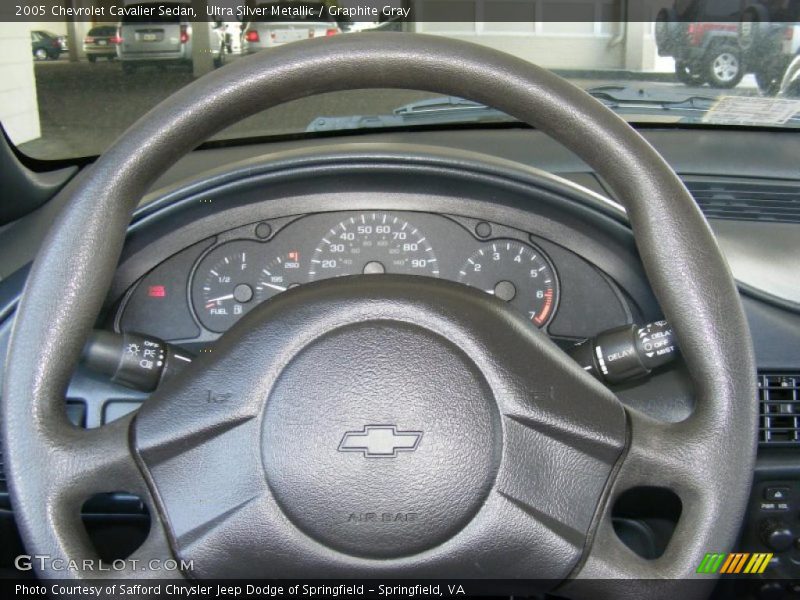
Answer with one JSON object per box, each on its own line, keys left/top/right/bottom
{"left": 2, "top": 34, "right": 756, "bottom": 596}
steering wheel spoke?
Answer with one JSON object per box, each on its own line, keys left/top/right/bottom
{"left": 48, "top": 414, "right": 141, "bottom": 495}
{"left": 6, "top": 410, "right": 178, "bottom": 579}
{"left": 559, "top": 406, "right": 736, "bottom": 593}
{"left": 617, "top": 408, "right": 705, "bottom": 491}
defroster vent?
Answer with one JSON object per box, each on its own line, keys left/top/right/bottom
{"left": 684, "top": 179, "right": 800, "bottom": 224}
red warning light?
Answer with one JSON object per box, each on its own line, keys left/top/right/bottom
{"left": 288, "top": 251, "right": 299, "bottom": 262}
{"left": 148, "top": 285, "right": 167, "bottom": 298}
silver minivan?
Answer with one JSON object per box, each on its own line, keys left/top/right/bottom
{"left": 243, "top": 1, "right": 341, "bottom": 54}
{"left": 116, "top": 2, "right": 193, "bottom": 72}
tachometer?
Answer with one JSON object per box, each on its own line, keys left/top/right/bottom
{"left": 308, "top": 212, "right": 439, "bottom": 280}
{"left": 457, "top": 240, "right": 559, "bottom": 328}
{"left": 191, "top": 242, "right": 260, "bottom": 332}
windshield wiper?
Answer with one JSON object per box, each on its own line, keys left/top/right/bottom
{"left": 305, "top": 86, "right": 794, "bottom": 133}
{"left": 585, "top": 85, "right": 800, "bottom": 125}
{"left": 305, "top": 96, "right": 510, "bottom": 132}
{"left": 584, "top": 84, "right": 717, "bottom": 111}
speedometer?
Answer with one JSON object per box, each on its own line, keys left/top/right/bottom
{"left": 308, "top": 212, "right": 439, "bottom": 280}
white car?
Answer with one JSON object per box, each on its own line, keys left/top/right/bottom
{"left": 243, "top": 1, "right": 341, "bottom": 54}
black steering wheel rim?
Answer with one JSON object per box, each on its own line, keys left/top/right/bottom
{"left": 2, "top": 33, "right": 756, "bottom": 595}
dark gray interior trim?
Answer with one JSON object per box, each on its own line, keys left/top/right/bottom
{"left": 0, "top": 126, "right": 77, "bottom": 226}
{"left": 138, "top": 143, "right": 628, "bottom": 222}
{"left": 710, "top": 220, "right": 800, "bottom": 312}
{"left": 147, "top": 129, "right": 800, "bottom": 193}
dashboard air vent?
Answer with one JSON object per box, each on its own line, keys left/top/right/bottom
{"left": 684, "top": 180, "right": 800, "bottom": 224}
{"left": 760, "top": 373, "right": 800, "bottom": 446}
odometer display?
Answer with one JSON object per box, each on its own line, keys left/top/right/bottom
{"left": 457, "top": 240, "right": 559, "bottom": 328}
{"left": 308, "top": 212, "right": 439, "bottom": 280}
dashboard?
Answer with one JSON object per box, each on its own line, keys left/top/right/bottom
{"left": 0, "top": 128, "right": 799, "bottom": 592}
{"left": 109, "top": 148, "right": 648, "bottom": 349}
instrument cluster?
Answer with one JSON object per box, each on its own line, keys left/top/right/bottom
{"left": 187, "top": 211, "right": 560, "bottom": 335}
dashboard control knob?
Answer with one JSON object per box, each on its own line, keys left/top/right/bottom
{"left": 81, "top": 330, "right": 194, "bottom": 392}
{"left": 568, "top": 320, "right": 678, "bottom": 384}
{"left": 760, "top": 519, "right": 794, "bottom": 552}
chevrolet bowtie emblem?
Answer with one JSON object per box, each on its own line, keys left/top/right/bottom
{"left": 338, "top": 425, "right": 422, "bottom": 458}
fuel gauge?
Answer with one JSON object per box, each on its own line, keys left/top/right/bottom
{"left": 191, "top": 242, "right": 261, "bottom": 332}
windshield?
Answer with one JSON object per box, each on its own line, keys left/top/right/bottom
{"left": 3, "top": 0, "right": 800, "bottom": 160}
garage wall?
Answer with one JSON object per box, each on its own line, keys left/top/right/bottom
{"left": 412, "top": 0, "right": 623, "bottom": 69}
{"left": 0, "top": 23, "right": 40, "bottom": 145}
{"left": 415, "top": 22, "right": 625, "bottom": 69}
{"left": 411, "top": 0, "right": 676, "bottom": 71}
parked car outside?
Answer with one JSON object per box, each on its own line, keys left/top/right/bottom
{"left": 30, "top": 30, "right": 64, "bottom": 61}
{"left": 655, "top": 0, "right": 747, "bottom": 88}
{"left": 116, "top": 3, "right": 231, "bottom": 72}
{"left": 739, "top": 0, "right": 800, "bottom": 95}
{"left": 242, "top": 1, "right": 341, "bottom": 54}
{"left": 83, "top": 25, "right": 118, "bottom": 63}
{"left": 116, "top": 2, "right": 194, "bottom": 73}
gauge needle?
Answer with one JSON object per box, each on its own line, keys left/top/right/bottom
{"left": 260, "top": 282, "right": 287, "bottom": 292}
{"left": 205, "top": 293, "right": 234, "bottom": 306}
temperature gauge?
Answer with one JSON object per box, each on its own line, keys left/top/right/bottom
{"left": 255, "top": 250, "right": 304, "bottom": 303}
